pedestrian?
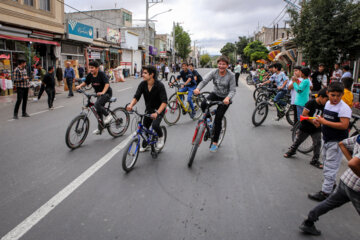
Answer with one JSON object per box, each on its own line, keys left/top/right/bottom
{"left": 284, "top": 88, "right": 328, "bottom": 169}
{"left": 189, "top": 63, "right": 203, "bottom": 85}
{"left": 134, "top": 63, "right": 137, "bottom": 76}
{"left": 161, "top": 62, "right": 165, "bottom": 80}
{"left": 35, "top": 63, "right": 46, "bottom": 101}
{"left": 99, "top": 62, "right": 105, "bottom": 72}
{"left": 234, "top": 62, "right": 241, "bottom": 87}
{"left": 55, "top": 64, "right": 63, "bottom": 86}
{"left": 164, "top": 63, "right": 170, "bottom": 81}
{"left": 78, "top": 64, "right": 85, "bottom": 78}
{"left": 63, "top": 62, "right": 75, "bottom": 98}
{"left": 287, "top": 66, "right": 303, "bottom": 123}
{"left": 293, "top": 67, "right": 311, "bottom": 121}
{"left": 43, "top": 66, "right": 56, "bottom": 110}
{"left": 311, "top": 63, "right": 328, "bottom": 92}
{"left": 308, "top": 82, "right": 352, "bottom": 202}
{"left": 342, "top": 77, "right": 354, "bottom": 108}
{"left": 341, "top": 65, "right": 352, "bottom": 80}
{"left": 330, "top": 63, "right": 343, "bottom": 83}
{"left": 13, "top": 59, "right": 30, "bottom": 119}
{"left": 299, "top": 134, "right": 360, "bottom": 236}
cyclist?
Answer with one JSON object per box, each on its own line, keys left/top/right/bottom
{"left": 76, "top": 61, "right": 113, "bottom": 135}
{"left": 194, "top": 55, "right": 236, "bottom": 152}
{"left": 170, "top": 62, "right": 197, "bottom": 118}
{"left": 189, "top": 63, "right": 203, "bottom": 85}
{"left": 126, "top": 65, "right": 167, "bottom": 151}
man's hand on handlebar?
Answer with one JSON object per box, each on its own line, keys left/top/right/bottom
{"left": 193, "top": 88, "right": 200, "bottom": 95}
{"left": 126, "top": 105, "right": 133, "bottom": 112}
{"left": 223, "top": 97, "right": 230, "bottom": 105}
{"left": 96, "top": 92, "right": 104, "bottom": 96}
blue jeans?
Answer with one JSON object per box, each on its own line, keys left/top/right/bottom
{"left": 179, "top": 85, "right": 196, "bottom": 111}
{"left": 296, "top": 105, "right": 305, "bottom": 120}
{"left": 274, "top": 89, "right": 287, "bottom": 106}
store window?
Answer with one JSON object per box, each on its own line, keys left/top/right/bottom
{"left": 23, "top": 0, "right": 34, "bottom": 6}
{"left": 6, "top": 40, "right": 15, "bottom": 51}
{"left": 123, "top": 12, "right": 132, "bottom": 25}
{"left": 0, "top": 40, "right": 5, "bottom": 50}
{"left": 39, "top": 0, "right": 50, "bottom": 11}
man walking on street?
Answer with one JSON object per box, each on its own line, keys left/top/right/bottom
{"left": 56, "top": 64, "right": 63, "bottom": 86}
{"left": 13, "top": 60, "right": 30, "bottom": 119}
{"left": 43, "top": 66, "right": 56, "bottom": 110}
{"left": 64, "top": 62, "right": 75, "bottom": 98}
{"left": 234, "top": 62, "right": 241, "bottom": 87}
{"left": 35, "top": 63, "right": 46, "bottom": 101}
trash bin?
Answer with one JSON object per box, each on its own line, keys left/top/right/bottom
{"left": 123, "top": 69, "right": 130, "bottom": 78}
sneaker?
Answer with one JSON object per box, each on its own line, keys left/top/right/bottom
{"left": 299, "top": 220, "right": 321, "bottom": 236}
{"left": 33, "top": 98, "right": 38, "bottom": 102}
{"left": 310, "top": 160, "right": 323, "bottom": 169}
{"left": 190, "top": 110, "right": 196, "bottom": 119}
{"left": 210, "top": 144, "right": 218, "bottom": 153}
{"left": 308, "top": 191, "right": 329, "bottom": 202}
{"left": 284, "top": 149, "right": 296, "bottom": 158}
{"left": 92, "top": 129, "right": 101, "bottom": 135}
{"left": 140, "top": 145, "right": 151, "bottom": 152}
{"left": 22, "top": 113, "right": 30, "bottom": 117}
{"left": 104, "top": 114, "right": 114, "bottom": 125}
{"left": 50, "top": 107, "right": 55, "bottom": 110}
{"left": 156, "top": 136, "right": 165, "bottom": 150}
{"left": 13, "top": 115, "right": 18, "bottom": 120}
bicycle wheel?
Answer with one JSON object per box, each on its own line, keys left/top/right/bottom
{"left": 122, "top": 137, "right": 140, "bottom": 173}
{"left": 285, "top": 105, "right": 295, "bottom": 126}
{"left": 156, "top": 126, "right": 167, "bottom": 153}
{"left": 216, "top": 116, "right": 227, "bottom": 147}
{"left": 252, "top": 102, "right": 268, "bottom": 127}
{"left": 246, "top": 75, "right": 253, "bottom": 85}
{"left": 65, "top": 115, "right": 89, "bottom": 149}
{"left": 188, "top": 123, "right": 205, "bottom": 168}
{"left": 164, "top": 100, "right": 181, "bottom": 125}
{"left": 107, "top": 107, "right": 130, "bottom": 137}
{"left": 253, "top": 87, "right": 265, "bottom": 101}
{"left": 291, "top": 121, "right": 314, "bottom": 154}
{"left": 255, "top": 93, "right": 267, "bottom": 106}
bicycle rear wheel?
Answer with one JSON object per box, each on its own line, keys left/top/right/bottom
{"left": 65, "top": 115, "right": 89, "bottom": 149}
{"left": 107, "top": 107, "right": 130, "bottom": 137}
{"left": 252, "top": 103, "right": 268, "bottom": 127}
{"left": 188, "top": 123, "right": 205, "bottom": 168}
{"left": 122, "top": 137, "right": 140, "bottom": 173}
{"left": 164, "top": 100, "right": 181, "bottom": 125}
{"left": 291, "top": 121, "right": 313, "bottom": 154}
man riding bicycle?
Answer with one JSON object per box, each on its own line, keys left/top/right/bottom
{"left": 76, "top": 61, "right": 113, "bottom": 135}
{"left": 170, "top": 62, "right": 197, "bottom": 118}
{"left": 126, "top": 65, "right": 168, "bottom": 151}
{"left": 193, "top": 55, "right": 236, "bottom": 152}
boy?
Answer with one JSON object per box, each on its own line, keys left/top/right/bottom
{"left": 293, "top": 67, "right": 311, "bottom": 120}
{"left": 341, "top": 77, "right": 354, "bottom": 108}
{"left": 189, "top": 63, "right": 203, "bottom": 85}
{"left": 287, "top": 66, "right": 303, "bottom": 123}
{"left": 299, "top": 134, "right": 360, "bottom": 236}
{"left": 127, "top": 65, "right": 167, "bottom": 151}
{"left": 284, "top": 88, "right": 328, "bottom": 169}
{"left": 311, "top": 63, "right": 328, "bottom": 92}
{"left": 308, "top": 82, "right": 352, "bottom": 201}
{"left": 43, "top": 66, "right": 56, "bottom": 109}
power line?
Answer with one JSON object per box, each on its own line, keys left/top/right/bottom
{"left": 268, "top": 0, "right": 296, "bottom": 28}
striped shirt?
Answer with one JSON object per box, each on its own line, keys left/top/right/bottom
{"left": 13, "top": 67, "right": 29, "bottom": 88}
{"left": 340, "top": 136, "right": 360, "bottom": 192}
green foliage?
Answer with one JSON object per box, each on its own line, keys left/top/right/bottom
{"left": 220, "top": 42, "right": 236, "bottom": 57}
{"left": 288, "top": 0, "right": 360, "bottom": 68}
{"left": 235, "top": 36, "right": 251, "bottom": 63}
{"left": 19, "top": 44, "right": 39, "bottom": 66}
{"left": 243, "top": 40, "right": 269, "bottom": 62}
{"left": 200, "top": 54, "right": 211, "bottom": 67}
{"left": 174, "top": 24, "right": 191, "bottom": 60}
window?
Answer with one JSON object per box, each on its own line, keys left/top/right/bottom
{"left": 282, "top": 33, "right": 285, "bottom": 38}
{"left": 123, "top": 12, "right": 132, "bottom": 25}
{"left": 23, "top": 0, "right": 34, "bottom": 6}
{"left": 39, "top": 0, "right": 50, "bottom": 11}
{"left": 0, "top": 40, "right": 5, "bottom": 50}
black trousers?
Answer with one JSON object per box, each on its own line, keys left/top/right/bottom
{"left": 14, "top": 87, "right": 29, "bottom": 115}
{"left": 143, "top": 113, "right": 164, "bottom": 138}
{"left": 235, "top": 73, "right": 240, "bottom": 86}
{"left": 201, "top": 93, "right": 230, "bottom": 143}
{"left": 38, "top": 83, "right": 45, "bottom": 99}
{"left": 95, "top": 93, "right": 111, "bottom": 119}
{"left": 165, "top": 72, "right": 169, "bottom": 81}
{"left": 66, "top": 78, "right": 73, "bottom": 96}
{"left": 45, "top": 88, "right": 55, "bottom": 108}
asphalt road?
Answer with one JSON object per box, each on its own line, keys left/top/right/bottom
{"left": 0, "top": 69, "right": 359, "bottom": 240}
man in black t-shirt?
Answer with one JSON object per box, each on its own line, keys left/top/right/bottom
{"left": 43, "top": 66, "right": 56, "bottom": 109}
{"left": 284, "top": 88, "right": 329, "bottom": 168}
{"left": 127, "top": 65, "right": 168, "bottom": 151}
{"left": 76, "top": 61, "right": 113, "bottom": 135}
{"left": 189, "top": 63, "right": 203, "bottom": 85}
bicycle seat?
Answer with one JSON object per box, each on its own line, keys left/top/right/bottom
{"left": 109, "top": 97, "right": 117, "bottom": 103}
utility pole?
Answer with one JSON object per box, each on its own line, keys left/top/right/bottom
{"left": 172, "top": 21, "right": 175, "bottom": 64}
{"left": 145, "top": 0, "right": 149, "bottom": 65}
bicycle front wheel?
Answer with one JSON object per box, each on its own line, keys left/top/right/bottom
{"left": 107, "top": 107, "right": 130, "bottom": 137}
{"left": 291, "top": 121, "right": 314, "bottom": 154}
{"left": 255, "top": 93, "right": 267, "bottom": 106}
{"left": 252, "top": 103, "right": 268, "bottom": 127}
{"left": 188, "top": 123, "right": 205, "bottom": 168}
{"left": 164, "top": 100, "right": 181, "bottom": 125}
{"left": 122, "top": 137, "right": 140, "bottom": 173}
{"left": 156, "top": 126, "right": 167, "bottom": 153}
{"left": 65, "top": 115, "right": 89, "bottom": 149}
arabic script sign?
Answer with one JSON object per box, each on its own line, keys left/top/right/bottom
{"left": 68, "top": 20, "right": 93, "bottom": 43}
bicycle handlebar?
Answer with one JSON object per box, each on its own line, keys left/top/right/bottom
{"left": 77, "top": 89, "right": 97, "bottom": 98}
{"left": 124, "top": 103, "right": 152, "bottom": 118}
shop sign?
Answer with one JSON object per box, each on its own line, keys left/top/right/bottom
{"left": 89, "top": 51, "right": 101, "bottom": 60}
{"left": 149, "top": 46, "right": 158, "bottom": 56}
{"left": 68, "top": 20, "right": 93, "bottom": 43}
{"left": 0, "top": 54, "right": 10, "bottom": 60}
{"left": 159, "top": 51, "right": 167, "bottom": 57}
{"left": 109, "top": 48, "right": 119, "bottom": 54}
{"left": 107, "top": 28, "right": 121, "bottom": 44}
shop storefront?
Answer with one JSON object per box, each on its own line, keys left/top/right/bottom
{"left": 109, "top": 47, "right": 121, "bottom": 68}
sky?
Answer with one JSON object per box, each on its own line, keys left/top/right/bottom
{"left": 65, "top": 0, "right": 292, "bottom": 55}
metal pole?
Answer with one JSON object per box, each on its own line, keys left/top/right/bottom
{"left": 172, "top": 21, "right": 175, "bottom": 64}
{"left": 145, "top": 0, "right": 149, "bottom": 65}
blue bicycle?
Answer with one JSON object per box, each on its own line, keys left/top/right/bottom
{"left": 122, "top": 109, "right": 167, "bottom": 173}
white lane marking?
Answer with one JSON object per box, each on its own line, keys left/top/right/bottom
{"left": 117, "top": 87, "right": 132, "bottom": 92}
{"left": 8, "top": 106, "right": 65, "bottom": 122}
{"left": 1, "top": 133, "right": 135, "bottom": 240}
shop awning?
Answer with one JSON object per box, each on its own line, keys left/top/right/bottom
{"left": 268, "top": 50, "right": 280, "bottom": 61}
{"left": 0, "top": 34, "right": 60, "bottom": 46}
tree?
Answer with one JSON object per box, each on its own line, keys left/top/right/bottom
{"left": 200, "top": 54, "right": 211, "bottom": 67}
{"left": 174, "top": 24, "right": 191, "bottom": 60}
{"left": 235, "top": 36, "right": 250, "bottom": 63}
{"left": 288, "top": 0, "right": 360, "bottom": 68}
{"left": 220, "top": 42, "right": 236, "bottom": 57}
{"left": 243, "top": 40, "right": 269, "bottom": 62}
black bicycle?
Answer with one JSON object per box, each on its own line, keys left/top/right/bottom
{"left": 65, "top": 89, "right": 130, "bottom": 149}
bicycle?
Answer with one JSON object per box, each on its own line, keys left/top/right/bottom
{"left": 65, "top": 89, "right": 130, "bottom": 149}
{"left": 187, "top": 94, "right": 230, "bottom": 168}
{"left": 122, "top": 108, "right": 167, "bottom": 173}
{"left": 252, "top": 90, "right": 295, "bottom": 127}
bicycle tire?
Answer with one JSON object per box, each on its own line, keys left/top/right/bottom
{"left": 216, "top": 116, "right": 227, "bottom": 147}
{"left": 107, "top": 107, "right": 130, "bottom": 137}
{"left": 253, "top": 87, "right": 265, "bottom": 101}
{"left": 246, "top": 75, "right": 253, "bottom": 85}
{"left": 65, "top": 115, "right": 89, "bottom": 149}
{"left": 291, "top": 121, "right": 314, "bottom": 154}
{"left": 255, "top": 93, "right": 268, "bottom": 106}
{"left": 351, "top": 130, "right": 360, "bottom": 137}
{"left": 164, "top": 100, "right": 181, "bottom": 125}
{"left": 188, "top": 124, "right": 205, "bottom": 168}
{"left": 156, "top": 126, "right": 167, "bottom": 153}
{"left": 252, "top": 102, "right": 268, "bottom": 127}
{"left": 122, "top": 137, "right": 140, "bottom": 173}
{"left": 285, "top": 105, "right": 295, "bottom": 126}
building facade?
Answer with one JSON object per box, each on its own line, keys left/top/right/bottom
{"left": 255, "top": 27, "right": 291, "bottom": 46}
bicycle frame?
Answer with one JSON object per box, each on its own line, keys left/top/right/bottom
{"left": 175, "top": 92, "right": 191, "bottom": 113}
{"left": 132, "top": 113, "right": 160, "bottom": 148}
